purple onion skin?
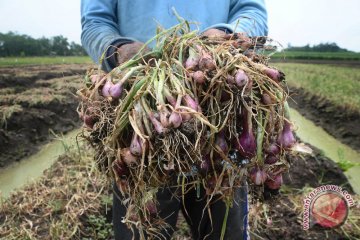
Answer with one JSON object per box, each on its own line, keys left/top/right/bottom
{"left": 250, "top": 167, "right": 267, "bottom": 185}
{"left": 90, "top": 74, "right": 99, "bottom": 84}
{"left": 180, "top": 110, "right": 192, "bottom": 122}
{"left": 83, "top": 115, "right": 96, "bottom": 129}
{"left": 120, "top": 148, "right": 138, "bottom": 166}
{"left": 199, "top": 56, "right": 216, "bottom": 71}
{"left": 196, "top": 45, "right": 216, "bottom": 71}
{"left": 195, "top": 98, "right": 202, "bottom": 113}
{"left": 192, "top": 71, "right": 206, "bottom": 84}
{"left": 234, "top": 69, "right": 249, "bottom": 88}
{"left": 185, "top": 58, "right": 199, "bottom": 71}
{"left": 265, "top": 155, "right": 278, "bottom": 164}
{"left": 145, "top": 201, "right": 157, "bottom": 216}
{"left": 102, "top": 79, "right": 113, "bottom": 97}
{"left": 183, "top": 94, "right": 199, "bottom": 111}
{"left": 226, "top": 75, "right": 235, "bottom": 85}
{"left": 263, "top": 67, "right": 285, "bottom": 82}
{"left": 90, "top": 74, "right": 106, "bottom": 85}
{"left": 153, "top": 112, "right": 160, "bottom": 121}
{"left": 220, "top": 91, "right": 231, "bottom": 101}
{"left": 206, "top": 176, "right": 217, "bottom": 191}
{"left": 236, "top": 110, "right": 256, "bottom": 158}
{"left": 130, "top": 133, "right": 142, "bottom": 156}
{"left": 109, "top": 82, "right": 123, "bottom": 99}
{"left": 215, "top": 131, "right": 229, "bottom": 154}
{"left": 237, "top": 130, "right": 256, "bottom": 158}
{"left": 113, "top": 160, "right": 130, "bottom": 177}
{"left": 149, "top": 112, "right": 168, "bottom": 135}
{"left": 265, "top": 143, "right": 280, "bottom": 156}
{"left": 165, "top": 95, "right": 177, "bottom": 107}
{"left": 265, "top": 174, "right": 283, "bottom": 190}
{"left": 262, "top": 93, "right": 272, "bottom": 105}
{"left": 185, "top": 48, "right": 200, "bottom": 70}
{"left": 245, "top": 78, "right": 253, "bottom": 92}
{"left": 169, "top": 111, "right": 182, "bottom": 128}
{"left": 128, "top": 206, "right": 139, "bottom": 221}
{"left": 277, "top": 121, "right": 296, "bottom": 149}
{"left": 160, "top": 110, "right": 170, "bottom": 128}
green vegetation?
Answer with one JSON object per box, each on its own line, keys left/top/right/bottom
{"left": 0, "top": 56, "right": 92, "bottom": 67}
{"left": 272, "top": 51, "right": 360, "bottom": 60}
{"left": 274, "top": 63, "right": 360, "bottom": 112}
{"left": 337, "top": 148, "right": 359, "bottom": 172}
{"left": 286, "top": 42, "right": 349, "bottom": 52}
{"left": 0, "top": 32, "right": 86, "bottom": 57}
{"left": 271, "top": 42, "right": 360, "bottom": 60}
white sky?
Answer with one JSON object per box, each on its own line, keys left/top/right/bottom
{"left": 0, "top": 0, "right": 359, "bottom": 52}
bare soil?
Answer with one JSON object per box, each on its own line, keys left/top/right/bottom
{"left": 1, "top": 63, "right": 358, "bottom": 239}
{"left": 256, "top": 147, "right": 357, "bottom": 240}
{"left": 1, "top": 145, "right": 355, "bottom": 239}
{"left": 0, "top": 64, "right": 92, "bottom": 167}
{"left": 173, "top": 147, "right": 357, "bottom": 239}
{"left": 289, "top": 87, "right": 360, "bottom": 152}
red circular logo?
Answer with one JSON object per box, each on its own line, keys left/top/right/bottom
{"left": 311, "top": 192, "right": 348, "bottom": 228}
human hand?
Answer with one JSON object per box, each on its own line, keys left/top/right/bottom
{"left": 231, "top": 32, "right": 253, "bottom": 50}
{"left": 202, "top": 29, "right": 252, "bottom": 50}
{"left": 117, "top": 42, "right": 150, "bottom": 65}
{"left": 202, "top": 28, "right": 226, "bottom": 38}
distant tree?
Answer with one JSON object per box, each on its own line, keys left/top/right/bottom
{"left": 38, "top": 37, "right": 51, "bottom": 55}
{"left": 286, "top": 42, "right": 349, "bottom": 52}
{"left": 50, "top": 36, "right": 70, "bottom": 56}
{"left": 69, "top": 41, "right": 87, "bottom": 56}
{"left": 0, "top": 32, "right": 87, "bottom": 57}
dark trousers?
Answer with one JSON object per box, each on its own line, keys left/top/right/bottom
{"left": 113, "top": 183, "right": 248, "bottom": 240}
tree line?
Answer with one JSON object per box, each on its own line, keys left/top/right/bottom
{"left": 286, "top": 42, "right": 350, "bottom": 52}
{"left": 0, "top": 32, "right": 87, "bottom": 57}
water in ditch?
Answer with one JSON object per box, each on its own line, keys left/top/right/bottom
{"left": 290, "top": 108, "right": 360, "bottom": 194}
{"left": 0, "top": 129, "right": 80, "bottom": 198}
{"left": 1, "top": 110, "right": 359, "bottom": 198}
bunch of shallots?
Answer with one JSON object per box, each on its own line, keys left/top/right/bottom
{"left": 77, "top": 20, "right": 303, "bottom": 238}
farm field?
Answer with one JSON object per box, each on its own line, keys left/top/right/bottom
{"left": 273, "top": 63, "right": 360, "bottom": 151}
{"left": 0, "top": 56, "right": 91, "bottom": 67}
{"left": 276, "top": 63, "right": 360, "bottom": 112}
{"left": 0, "top": 57, "right": 359, "bottom": 239}
{"left": 0, "top": 63, "right": 92, "bottom": 167}
{"left": 272, "top": 51, "right": 360, "bottom": 61}
{"left": 1, "top": 137, "right": 358, "bottom": 239}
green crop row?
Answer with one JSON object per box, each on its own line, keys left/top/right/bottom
{"left": 273, "top": 63, "right": 360, "bottom": 112}
{"left": 0, "top": 56, "right": 92, "bottom": 67}
{"left": 271, "top": 51, "right": 360, "bottom": 61}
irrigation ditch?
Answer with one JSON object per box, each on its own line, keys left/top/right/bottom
{"left": 0, "top": 64, "right": 359, "bottom": 239}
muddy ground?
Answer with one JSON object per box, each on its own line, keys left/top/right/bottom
{"left": 0, "top": 64, "right": 92, "bottom": 167}
{"left": 288, "top": 87, "right": 360, "bottom": 152}
{"left": 272, "top": 59, "right": 360, "bottom": 151}
{"left": 176, "top": 147, "right": 358, "bottom": 240}
{"left": 1, "top": 143, "right": 357, "bottom": 239}
{"left": 0, "top": 63, "right": 359, "bottom": 239}
{"left": 1, "top": 63, "right": 359, "bottom": 168}
{"left": 254, "top": 146, "right": 356, "bottom": 240}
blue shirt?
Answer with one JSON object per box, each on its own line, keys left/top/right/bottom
{"left": 81, "top": 0, "right": 268, "bottom": 72}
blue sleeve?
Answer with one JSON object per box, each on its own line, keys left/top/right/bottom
{"left": 81, "top": 0, "right": 137, "bottom": 72}
{"left": 208, "top": 0, "right": 268, "bottom": 36}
